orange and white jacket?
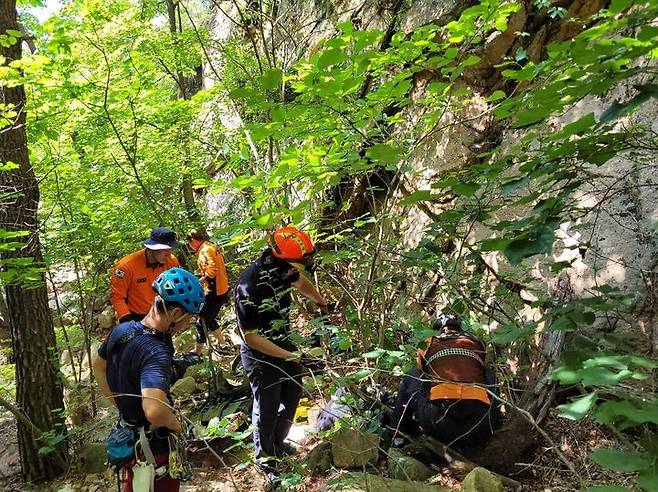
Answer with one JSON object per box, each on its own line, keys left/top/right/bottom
{"left": 195, "top": 241, "right": 229, "bottom": 296}
{"left": 110, "top": 249, "right": 180, "bottom": 320}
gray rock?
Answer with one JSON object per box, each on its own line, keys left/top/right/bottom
{"left": 327, "top": 472, "right": 451, "bottom": 491}
{"left": 73, "top": 442, "right": 106, "bottom": 475}
{"left": 331, "top": 428, "right": 380, "bottom": 469}
{"left": 170, "top": 376, "right": 197, "bottom": 398}
{"left": 307, "top": 441, "right": 332, "bottom": 474}
{"left": 461, "top": 467, "right": 503, "bottom": 492}
{"left": 387, "top": 448, "right": 434, "bottom": 481}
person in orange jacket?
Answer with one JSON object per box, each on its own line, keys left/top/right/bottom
{"left": 110, "top": 227, "right": 182, "bottom": 324}
{"left": 186, "top": 228, "right": 230, "bottom": 355}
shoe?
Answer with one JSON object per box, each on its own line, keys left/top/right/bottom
{"left": 266, "top": 472, "right": 282, "bottom": 491}
{"left": 275, "top": 441, "right": 298, "bottom": 457}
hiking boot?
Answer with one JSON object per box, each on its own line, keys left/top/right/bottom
{"left": 275, "top": 441, "right": 298, "bottom": 457}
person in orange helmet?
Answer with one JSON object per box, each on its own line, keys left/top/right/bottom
{"left": 186, "top": 228, "right": 230, "bottom": 356}
{"left": 234, "top": 226, "right": 328, "bottom": 478}
{"left": 110, "top": 227, "right": 181, "bottom": 324}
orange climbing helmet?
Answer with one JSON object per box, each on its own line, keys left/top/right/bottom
{"left": 268, "top": 226, "right": 316, "bottom": 266}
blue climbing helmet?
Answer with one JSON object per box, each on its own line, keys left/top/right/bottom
{"left": 152, "top": 267, "right": 205, "bottom": 315}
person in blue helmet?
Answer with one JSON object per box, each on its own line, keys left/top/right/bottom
{"left": 93, "top": 267, "right": 205, "bottom": 492}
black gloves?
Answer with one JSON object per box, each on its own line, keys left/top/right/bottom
{"left": 300, "top": 356, "right": 326, "bottom": 373}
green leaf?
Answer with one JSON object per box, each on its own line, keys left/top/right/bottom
{"left": 260, "top": 68, "right": 282, "bottom": 90}
{"left": 317, "top": 48, "right": 348, "bottom": 69}
{"left": 398, "top": 190, "right": 438, "bottom": 206}
{"left": 590, "top": 448, "right": 652, "bottom": 472}
{"left": 451, "top": 181, "right": 479, "bottom": 196}
{"left": 601, "top": 85, "right": 658, "bottom": 123}
{"left": 486, "top": 90, "right": 506, "bottom": 102}
{"left": 363, "top": 348, "right": 386, "bottom": 359}
{"left": 557, "top": 392, "right": 598, "bottom": 420}
{"left": 503, "top": 226, "right": 556, "bottom": 265}
{"left": 594, "top": 399, "right": 658, "bottom": 428}
{"left": 608, "top": 0, "right": 633, "bottom": 14}
{"left": 479, "top": 237, "right": 511, "bottom": 252}
{"left": 637, "top": 468, "right": 658, "bottom": 492}
{"left": 366, "top": 143, "right": 402, "bottom": 165}
{"left": 561, "top": 113, "right": 597, "bottom": 136}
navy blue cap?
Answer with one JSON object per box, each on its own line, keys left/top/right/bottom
{"left": 143, "top": 227, "right": 183, "bottom": 250}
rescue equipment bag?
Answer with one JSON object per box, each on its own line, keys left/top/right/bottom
{"left": 106, "top": 425, "right": 137, "bottom": 467}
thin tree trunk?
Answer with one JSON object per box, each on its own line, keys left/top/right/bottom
{"left": 0, "top": 1, "right": 67, "bottom": 481}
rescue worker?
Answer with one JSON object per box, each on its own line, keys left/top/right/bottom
{"left": 392, "top": 313, "right": 500, "bottom": 447}
{"left": 110, "top": 227, "right": 181, "bottom": 324}
{"left": 93, "top": 267, "right": 205, "bottom": 492}
{"left": 235, "top": 226, "right": 328, "bottom": 475}
{"left": 186, "top": 228, "right": 230, "bottom": 356}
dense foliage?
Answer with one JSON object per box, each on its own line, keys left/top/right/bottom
{"left": 1, "top": 0, "right": 658, "bottom": 488}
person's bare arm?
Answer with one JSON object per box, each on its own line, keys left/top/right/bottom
{"left": 243, "top": 331, "right": 300, "bottom": 361}
{"left": 91, "top": 354, "right": 116, "bottom": 407}
{"left": 293, "top": 274, "right": 326, "bottom": 307}
{"left": 141, "top": 388, "right": 182, "bottom": 433}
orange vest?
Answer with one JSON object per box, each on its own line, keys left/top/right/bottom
{"left": 110, "top": 249, "right": 179, "bottom": 319}
{"left": 195, "top": 241, "right": 229, "bottom": 296}
{"left": 418, "top": 333, "right": 490, "bottom": 405}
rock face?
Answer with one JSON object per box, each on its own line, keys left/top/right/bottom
{"left": 327, "top": 472, "right": 451, "bottom": 491}
{"left": 387, "top": 448, "right": 434, "bottom": 481}
{"left": 170, "top": 376, "right": 197, "bottom": 398}
{"left": 331, "top": 428, "right": 380, "bottom": 469}
{"left": 461, "top": 467, "right": 504, "bottom": 492}
{"left": 204, "top": 0, "right": 658, "bottom": 363}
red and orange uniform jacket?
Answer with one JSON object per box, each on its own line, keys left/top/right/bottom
{"left": 195, "top": 241, "right": 229, "bottom": 296}
{"left": 110, "top": 249, "right": 179, "bottom": 320}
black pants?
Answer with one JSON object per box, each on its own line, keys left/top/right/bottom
{"left": 392, "top": 369, "right": 500, "bottom": 447}
{"left": 195, "top": 292, "right": 229, "bottom": 343}
{"left": 240, "top": 341, "right": 303, "bottom": 459}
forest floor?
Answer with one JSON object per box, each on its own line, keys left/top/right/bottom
{"left": 0, "top": 406, "right": 634, "bottom": 492}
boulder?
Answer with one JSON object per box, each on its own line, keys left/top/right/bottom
{"left": 331, "top": 428, "right": 380, "bottom": 469}
{"left": 183, "top": 363, "right": 206, "bottom": 381}
{"left": 98, "top": 306, "right": 115, "bottom": 330}
{"left": 307, "top": 441, "right": 333, "bottom": 474}
{"left": 170, "top": 376, "right": 197, "bottom": 398}
{"left": 327, "top": 472, "right": 451, "bottom": 491}
{"left": 461, "top": 467, "right": 503, "bottom": 492}
{"left": 73, "top": 442, "right": 107, "bottom": 475}
{"left": 387, "top": 448, "right": 434, "bottom": 481}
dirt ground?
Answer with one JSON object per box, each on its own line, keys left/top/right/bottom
{"left": 0, "top": 407, "right": 636, "bottom": 492}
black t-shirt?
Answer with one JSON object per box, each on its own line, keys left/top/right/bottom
{"left": 234, "top": 253, "right": 300, "bottom": 344}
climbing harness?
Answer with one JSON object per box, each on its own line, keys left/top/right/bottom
{"left": 424, "top": 347, "right": 484, "bottom": 366}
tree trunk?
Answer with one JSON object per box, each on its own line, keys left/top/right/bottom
{"left": 0, "top": 0, "right": 67, "bottom": 481}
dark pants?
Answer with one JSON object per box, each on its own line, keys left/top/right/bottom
{"left": 195, "top": 292, "right": 229, "bottom": 343}
{"left": 240, "top": 342, "right": 303, "bottom": 459}
{"left": 392, "top": 369, "right": 501, "bottom": 447}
